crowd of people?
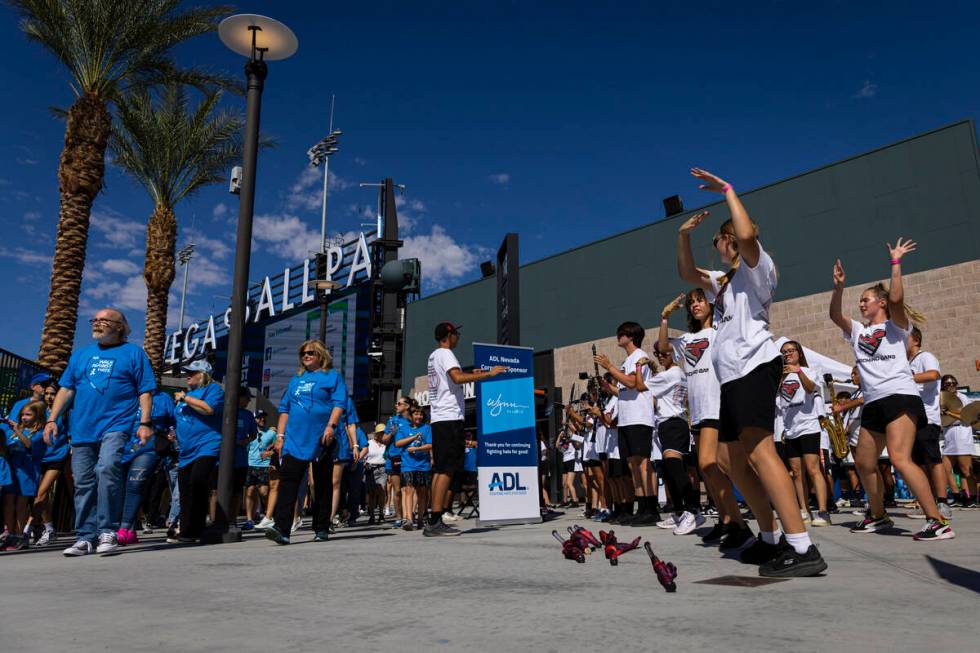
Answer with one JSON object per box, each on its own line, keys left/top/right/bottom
{"left": 1, "top": 168, "right": 977, "bottom": 578}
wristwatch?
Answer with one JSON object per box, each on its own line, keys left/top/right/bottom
{"left": 140, "top": 421, "right": 153, "bottom": 427}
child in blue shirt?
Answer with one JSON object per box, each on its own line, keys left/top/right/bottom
{"left": 395, "top": 406, "right": 432, "bottom": 531}
{"left": 2, "top": 400, "right": 46, "bottom": 551}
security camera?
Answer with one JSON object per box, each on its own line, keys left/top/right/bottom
{"left": 229, "top": 166, "right": 242, "bottom": 194}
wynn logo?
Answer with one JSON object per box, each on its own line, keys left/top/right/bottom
{"left": 486, "top": 394, "right": 529, "bottom": 417}
{"left": 858, "top": 328, "right": 886, "bottom": 357}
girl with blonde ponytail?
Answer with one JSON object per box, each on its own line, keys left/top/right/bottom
{"left": 829, "top": 238, "right": 953, "bottom": 541}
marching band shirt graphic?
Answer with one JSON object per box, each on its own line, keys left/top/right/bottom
{"left": 779, "top": 378, "right": 801, "bottom": 402}
{"left": 858, "top": 328, "right": 887, "bottom": 357}
{"left": 684, "top": 338, "right": 710, "bottom": 366}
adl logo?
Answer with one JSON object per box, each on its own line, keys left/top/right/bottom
{"left": 487, "top": 472, "right": 527, "bottom": 493}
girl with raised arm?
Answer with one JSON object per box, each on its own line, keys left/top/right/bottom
{"left": 829, "top": 240, "right": 953, "bottom": 541}
{"left": 676, "top": 168, "right": 826, "bottom": 577}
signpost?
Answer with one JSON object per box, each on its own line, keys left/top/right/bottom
{"left": 474, "top": 342, "right": 540, "bottom": 525}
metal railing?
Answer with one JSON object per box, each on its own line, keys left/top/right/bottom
{"left": 0, "top": 347, "right": 56, "bottom": 415}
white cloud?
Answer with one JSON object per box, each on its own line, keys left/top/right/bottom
{"left": 353, "top": 157, "right": 368, "bottom": 166}
{"left": 401, "top": 225, "right": 489, "bottom": 289}
{"left": 101, "top": 258, "right": 141, "bottom": 276}
{"left": 0, "top": 246, "right": 51, "bottom": 265}
{"left": 213, "top": 203, "right": 228, "bottom": 218}
{"left": 90, "top": 210, "right": 145, "bottom": 248}
{"left": 253, "top": 213, "right": 321, "bottom": 260}
{"left": 185, "top": 228, "right": 231, "bottom": 260}
{"left": 23, "top": 211, "right": 41, "bottom": 221}
{"left": 285, "top": 166, "right": 352, "bottom": 212}
{"left": 84, "top": 274, "right": 147, "bottom": 311}
{"left": 853, "top": 80, "right": 878, "bottom": 99}
{"left": 488, "top": 172, "right": 511, "bottom": 186}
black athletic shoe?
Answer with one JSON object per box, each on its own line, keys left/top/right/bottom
{"left": 313, "top": 531, "right": 330, "bottom": 542}
{"left": 759, "top": 545, "right": 828, "bottom": 577}
{"left": 423, "top": 522, "right": 462, "bottom": 537}
{"left": 264, "top": 526, "right": 290, "bottom": 545}
{"left": 627, "top": 512, "right": 660, "bottom": 527}
{"left": 739, "top": 536, "right": 788, "bottom": 565}
{"left": 700, "top": 522, "right": 728, "bottom": 544}
{"left": 719, "top": 525, "right": 756, "bottom": 551}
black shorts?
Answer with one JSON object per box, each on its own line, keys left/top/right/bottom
{"left": 562, "top": 460, "right": 577, "bottom": 474}
{"left": 691, "top": 418, "right": 721, "bottom": 435}
{"left": 774, "top": 441, "right": 790, "bottom": 469}
{"left": 719, "top": 356, "right": 782, "bottom": 443}
{"left": 400, "top": 470, "right": 432, "bottom": 487}
{"left": 784, "top": 432, "right": 820, "bottom": 458}
{"left": 861, "top": 394, "right": 927, "bottom": 434}
{"left": 658, "top": 417, "right": 691, "bottom": 455}
{"left": 40, "top": 458, "right": 67, "bottom": 475}
{"left": 389, "top": 456, "right": 402, "bottom": 475}
{"left": 583, "top": 459, "right": 602, "bottom": 468}
{"left": 619, "top": 424, "right": 653, "bottom": 458}
{"left": 598, "top": 453, "right": 608, "bottom": 461}
{"left": 912, "top": 423, "right": 942, "bottom": 465}
{"left": 245, "top": 466, "right": 270, "bottom": 487}
{"left": 451, "top": 470, "right": 478, "bottom": 492}
{"left": 431, "top": 420, "right": 465, "bottom": 474}
{"left": 607, "top": 457, "right": 629, "bottom": 478}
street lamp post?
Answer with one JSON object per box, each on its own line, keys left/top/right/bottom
{"left": 205, "top": 14, "right": 297, "bottom": 544}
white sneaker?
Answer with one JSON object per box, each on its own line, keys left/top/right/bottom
{"left": 256, "top": 516, "right": 274, "bottom": 530}
{"left": 907, "top": 508, "right": 927, "bottom": 519}
{"left": 672, "top": 511, "right": 705, "bottom": 535}
{"left": 656, "top": 514, "right": 678, "bottom": 529}
{"left": 800, "top": 510, "right": 811, "bottom": 523}
{"left": 938, "top": 502, "right": 953, "bottom": 521}
{"left": 291, "top": 517, "right": 303, "bottom": 534}
{"left": 96, "top": 532, "right": 119, "bottom": 554}
{"left": 811, "top": 511, "right": 832, "bottom": 527}
{"left": 34, "top": 529, "right": 53, "bottom": 547}
{"left": 63, "top": 540, "right": 94, "bottom": 556}
{"left": 442, "top": 512, "right": 462, "bottom": 522}
{"left": 384, "top": 507, "right": 394, "bottom": 517}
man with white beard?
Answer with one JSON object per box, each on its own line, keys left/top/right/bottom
{"left": 45, "top": 307, "right": 156, "bottom": 556}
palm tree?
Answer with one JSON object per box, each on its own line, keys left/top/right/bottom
{"left": 110, "top": 84, "right": 245, "bottom": 378}
{"left": 8, "top": 0, "right": 233, "bottom": 373}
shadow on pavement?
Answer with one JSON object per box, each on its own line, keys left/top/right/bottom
{"left": 925, "top": 555, "right": 980, "bottom": 594}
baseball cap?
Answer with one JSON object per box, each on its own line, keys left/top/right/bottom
{"left": 181, "top": 359, "right": 213, "bottom": 375}
{"left": 256, "top": 409, "right": 268, "bottom": 418}
{"left": 29, "top": 373, "right": 52, "bottom": 387}
{"left": 434, "top": 321, "right": 463, "bottom": 340}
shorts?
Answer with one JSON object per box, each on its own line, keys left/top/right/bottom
{"left": 244, "top": 466, "right": 270, "bottom": 487}
{"left": 598, "top": 453, "right": 608, "bottom": 461}
{"left": 912, "top": 423, "right": 942, "bottom": 465}
{"left": 860, "top": 394, "right": 927, "bottom": 434}
{"left": 719, "top": 356, "right": 782, "bottom": 443}
{"left": 619, "top": 424, "right": 653, "bottom": 458}
{"left": 210, "top": 466, "right": 247, "bottom": 492}
{"left": 784, "top": 432, "right": 820, "bottom": 458}
{"left": 657, "top": 417, "right": 691, "bottom": 455}
{"left": 774, "top": 441, "right": 790, "bottom": 469}
{"left": 562, "top": 460, "right": 577, "bottom": 474}
{"left": 40, "top": 458, "right": 67, "bottom": 475}
{"left": 431, "top": 420, "right": 465, "bottom": 474}
{"left": 366, "top": 465, "right": 387, "bottom": 490}
{"left": 389, "top": 456, "right": 402, "bottom": 475}
{"left": 400, "top": 470, "right": 432, "bottom": 487}
{"left": 691, "top": 418, "right": 721, "bottom": 435}
{"left": 583, "top": 459, "right": 602, "bottom": 468}
{"left": 607, "top": 457, "right": 629, "bottom": 478}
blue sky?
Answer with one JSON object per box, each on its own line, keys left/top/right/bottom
{"left": 2, "top": 1, "right": 980, "bottom": 359}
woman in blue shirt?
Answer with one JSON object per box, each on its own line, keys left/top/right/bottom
{"left": 172, "top": 360, "right": 223, "bottom": 542}
{"left": 395, "top": 406, "right": 433, "bottom": 531}
{"left": 30, "top": 384, "right": 71, "bottom": 546}
{"left": 267, "top": 340, "right": 347, "bottom": 545}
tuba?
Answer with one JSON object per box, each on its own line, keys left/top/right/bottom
{"left": 818, "top": 373, "right": 851, "bottom": 460}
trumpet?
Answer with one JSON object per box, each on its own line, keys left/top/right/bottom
{"left": 818, "top": 373, "right": 850, "bottom": 460}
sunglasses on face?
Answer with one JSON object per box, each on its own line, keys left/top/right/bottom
{"left": 301, "top": 351, "right": 318, "bottom": 358}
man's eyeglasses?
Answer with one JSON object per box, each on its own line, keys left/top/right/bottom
{"left": 89, "top": 318, "right": 122, "bottom": 326}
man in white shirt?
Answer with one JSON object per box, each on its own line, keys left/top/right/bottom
{"left": 424, "top": 321, "right": 505, "bottom": 537}
{"left": 906, "top": 327, "right": 951, "bottom": 519}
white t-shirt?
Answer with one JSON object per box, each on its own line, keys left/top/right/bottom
{"left": 845, "top": 389, "right": 864, "bottom": 447}
{"left": 777, "top": 366, "right": 822, "bottom": 439}
{"left": 539, "top": 440, "right": 547, "bottom": 463}
{"left": 649, "top": 417, "right": 662, "bottom": 461}
{"left": 427, "top": 347, "right": 464, "bottom": 423}
{"left": 365, "top": 439, "right": 386, "bottom": 465}
{"left": 594, "top": 411, "right": 609, "bottom": 455}
{"left": 817, "top": 397, "right": 830, "bottom": 450}
{"left": 560, "top": 433, "right": 577, "bottom": 463}
{"left": 908, "top": 350, "right": 941, "bottom": 426}
{"left": 571, "top": 433, "right": 585, "bottom": 464}
{"left": 845, "top": 320, "right": 918, "bottom": 404}
{"left": 582, "top": 418, "right": 600, "bottom": 461}
{"left": 706, "top": 244, "right": 781, "bottom": 385}
{"left": 645, "top": 365, "right": 688, "bottom": 421}
{"left": 604, "top": 397, "right": 620, "bottom": 458}
{"left": 668, "top": 327, "right": 720, "bottom": 425}
{"left": 616, "top": 348, "right": 656, "bottom": 427}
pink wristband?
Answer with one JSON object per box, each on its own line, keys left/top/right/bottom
{"left": 721, "top": 183, "right": 732, "bottom": 193}
{"left": 890, "top": 259, "right": 901, "bottom": 265}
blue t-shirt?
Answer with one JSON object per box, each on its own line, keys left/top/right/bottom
{"left": 175, "top": 383, "right": 224, "bottom": 468}
{"left": 386, "top": 414, "right": 410, "bottom": 458}
{"left": 42, "top": 410, "right": 70, "bottom": 463}
{"left": 58, "top": 342, "right": 156, "bottom": 443}
{"left": 279, "top": 370, "right": 348, "bottom": 463}
{"left": 335, "top": 395, "right": 361, "bottom": 462}
{"left": 6, "top": 428, "right": 45, "bottom": 494}
{"left": 235, "top": 409, "right": 258, "bottom": 468}
{"left": 248, "top": 428, "right": 277, "bottom": 467}
{"left": 464, "top": 444, "right": 477, "bottom": 472}
{"left": 122, "top": 390, "right": 176, "bottom": 464}
{"left": 399, "top": 424, "right": 432, "bottom": 473}
{"left": 1, "top": 397, "right": 37, "bottom": 441}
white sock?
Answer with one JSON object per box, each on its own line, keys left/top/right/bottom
{"left": 785, "top": 531, "right": 812, "bottom": 554}
{"left": 44, "top": 522, "right": 55, "bottom": 533}
{"left": 761, "top": 529, "right": 783, "bottom": 545}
